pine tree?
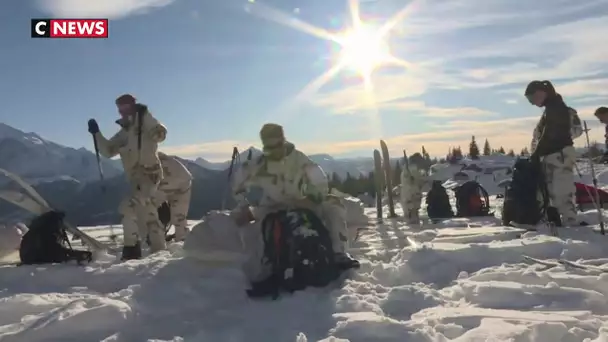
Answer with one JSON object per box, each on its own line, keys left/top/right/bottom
{"left": 498, "top": 146, "right": 505, "bottom": 154}
{"left": 507, "top": 149, "right": 515, "bottom": 157}
{"left": 453, "top": 146, "right": 463, "bottom": 159}
{"left": 483, "top": 139, "right": 491, "bottom": 156}
{"left": 421, "top": 146, "right": 431, "bottom": 165}
{"left": 469, "top": 136, "right": 480, "bottom": 159}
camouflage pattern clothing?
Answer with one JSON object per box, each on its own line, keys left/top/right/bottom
{"left": 93, "top": 106, "right": 168, "bottom": 251}
{"left": 541, "top": 146, "right": 578, "bottom": 225}
{"left": 400, "top": 165, "right": 428, "bottom": 224}
{"left": 151, "top": 152, "right": 193, "bottom": 242}
{"left": 531, "top": 107, "right": 582, "bottom": 152}
{"left": 231, "top": 142, "right": 349, "bottom": 253}
{"left": 530, "top": 107, "right": 580, "bottom": 226}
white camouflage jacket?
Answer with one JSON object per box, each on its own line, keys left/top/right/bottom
{"left": 94, "top": 106, "right": 167, "bottom": 184}
{"left": 232, "top": 142, "right": 329, "bottom": 210}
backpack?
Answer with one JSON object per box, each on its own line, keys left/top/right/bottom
{"left": 246, "top": 208, "right": 340, "bottom": 299}
{"left": 454, "top": 181, "right": 491, "bottom": 217}
{"left": 426, "top": 181, "right": 453, "bottom": 219}
{"left": 501, "top": 158, "right": 550, "bottom": 226}
{"left": 569, "top": 108, "right": 583, "bottom": 139}
{"left": 19, "top": 211, "right": 92, "bottom": 265}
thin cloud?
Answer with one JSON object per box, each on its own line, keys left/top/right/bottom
{"left": 161, "top": 140, "right": 256, "bottom": 161}
{"left": 35, "top": 0, "right": 175, "bottom": 19}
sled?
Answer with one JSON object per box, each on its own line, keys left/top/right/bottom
{"left": 0, "top": 168, "right": 107, "bottom": 253}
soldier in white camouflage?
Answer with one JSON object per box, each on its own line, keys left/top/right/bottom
{"left": 400, "top": 163, "right": 428, "bottom": 224}
{"left": 88, "top": 94, "right": 168, "bottom": 259}
{"left": 230, "top": 123, "right": 356, "bottom": 267}
{"left": 526, "top": 80, "right": 579, "bottom": 227}
{"left": 153, "top": 152, "right": 193, "bottom": 242}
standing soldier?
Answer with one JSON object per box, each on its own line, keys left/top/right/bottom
{"left": 87, "top": 94, "right": 168, "bottom": 260}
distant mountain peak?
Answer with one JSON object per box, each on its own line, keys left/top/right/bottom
{"left": 0, "top": 122, "right": 122, "bottom": 184}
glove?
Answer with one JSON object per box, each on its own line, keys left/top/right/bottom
{"left": 87, "top": 119, "right": 99, "bottom": 134}
{"left": 230, "top": 205, "right": 254, "bottom": 226}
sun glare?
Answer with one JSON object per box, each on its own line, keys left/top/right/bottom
{"left": 337, "top": 26, "right": 391, "bottom": 76}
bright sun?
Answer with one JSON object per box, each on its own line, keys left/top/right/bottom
{"left": 337, "top": 26, "right": 391, "bottom": 76}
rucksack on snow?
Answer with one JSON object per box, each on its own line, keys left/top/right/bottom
{"left": 246, "top": 208, "right": 341, "bottom": 300}
{"left": 19, "top": 211, "right": 92, "bottom": 265}
{"left": 454, "top": 181, "right": 492, "bottom": 217}
{"left": 501, "top": 158, "right": 550, "bottom": 226}
{"left": 426, "top": 180, "right": 453, "bottom": 220}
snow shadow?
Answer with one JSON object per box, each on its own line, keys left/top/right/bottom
{"left": 114, "top": 254, "right": 343, "bottom": 342}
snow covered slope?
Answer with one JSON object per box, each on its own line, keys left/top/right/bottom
{"left": 3, "top": 196, "right": 608, "bottom": 340}
{"left": 0, "top": 123, "right": 122, "bottom": 184}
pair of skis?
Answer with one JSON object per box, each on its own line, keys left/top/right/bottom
{"left": 0, "top": 168, "right": 107, "bottom": 254}
{"left": 373, "top": 140, "right": 397, "bottom": 220}
{"left": 523, "top": 255, "right": 608, "bottom": 272}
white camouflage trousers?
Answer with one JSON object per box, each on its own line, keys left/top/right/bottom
{"left": 152, "top": 180, "right": 192, "bottom": 242}
{"left": 542, "top": 145, "right": 577, "bottom": 225}
{"left": 401, "top": 180, "right": 424, "bottom": 224}
{"left": 120, "top": 166, "right": 166, "bottom": 252}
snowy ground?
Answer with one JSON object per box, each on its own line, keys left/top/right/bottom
{"left": 3, "top": 162, "right": 608, "bottom": 341}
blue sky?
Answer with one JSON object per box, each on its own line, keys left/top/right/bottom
{"left": 1, "top": 0, "right": 607, "bottom": 161}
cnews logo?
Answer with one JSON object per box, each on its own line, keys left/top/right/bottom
{"left": 31, "top": 19, "right": 109, "bottom": 38}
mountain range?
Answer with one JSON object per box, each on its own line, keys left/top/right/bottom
{"left": 0, "top": 123, "right": 379, "bottom": 226}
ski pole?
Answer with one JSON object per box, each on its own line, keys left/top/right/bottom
{"left": 573, "top": 163, "right": 602, "bottom": 213}
{"left": 221, "top": 147, "right": 240, "bottom": 211}
{"left": 90, "top": 131, "right": 112, "bottom": 241}
{"left": 91, "top": 133, "right": 105, "bottom": 192}
{"left": 583, "top": 121, "right": 605, "bottom": 234}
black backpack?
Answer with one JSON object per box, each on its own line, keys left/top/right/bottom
{"left": 19, "top": 211, "right": 92, "bottom": 265}
{"left": 454, "top": 181, "right": 491, "bottom": 217}
{"left": 426, "top": 180, "right": 454, "bottom": 220}
{"left": 247, "top": 208, "right": 340, "bottom": 300}
{"left": 501, "top": 158, "right": 550, "bottom": 226}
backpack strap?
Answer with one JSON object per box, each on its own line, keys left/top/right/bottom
{"left": 256, "top": 211, "right": 292, "bottom": 299}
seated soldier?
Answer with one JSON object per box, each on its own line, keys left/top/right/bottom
{"left": 230, "top": 123, "right": 358, "bottom": 268}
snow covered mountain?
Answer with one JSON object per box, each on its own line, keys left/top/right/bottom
{"left": 194, "top": 148, "right": 373, "bottom": 179}
{"left": 0, "top": 123, "right": 122, "bottom": 184}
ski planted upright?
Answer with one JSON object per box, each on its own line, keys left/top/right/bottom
{"left": 380, "top": 140, "right": 396, "bottom": 217}
{"left": 373, "top": 149, "right": 384, "bottom": 220}
{"left": 583, "top": 121, "right": 605, "bottom": 235}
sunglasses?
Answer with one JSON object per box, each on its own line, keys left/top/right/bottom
{"left": 262, "top": 142, "right": 285, "bottom": 155}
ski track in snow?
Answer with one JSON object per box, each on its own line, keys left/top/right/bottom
{"left": 3, "top": 164, "right": 608, "bottom": 340}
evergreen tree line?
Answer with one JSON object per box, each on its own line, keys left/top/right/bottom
{"left": 329, "top": 147, "right": 438, "bottom": 197}
{"left": 446, "top": 136, "right": 531, "bottom": 163}
{"left": 329, "top": 137, "right": 605, "bottom": 198}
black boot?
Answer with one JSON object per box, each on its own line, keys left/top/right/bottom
{"left": 334, "top": 252, "right": 360, "bottom": 270}
{"left": 121, "top": 242, "right": 142, "bottom": 261}
{"left": 546, "top": 206, "right": 562, "bottom": 227}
